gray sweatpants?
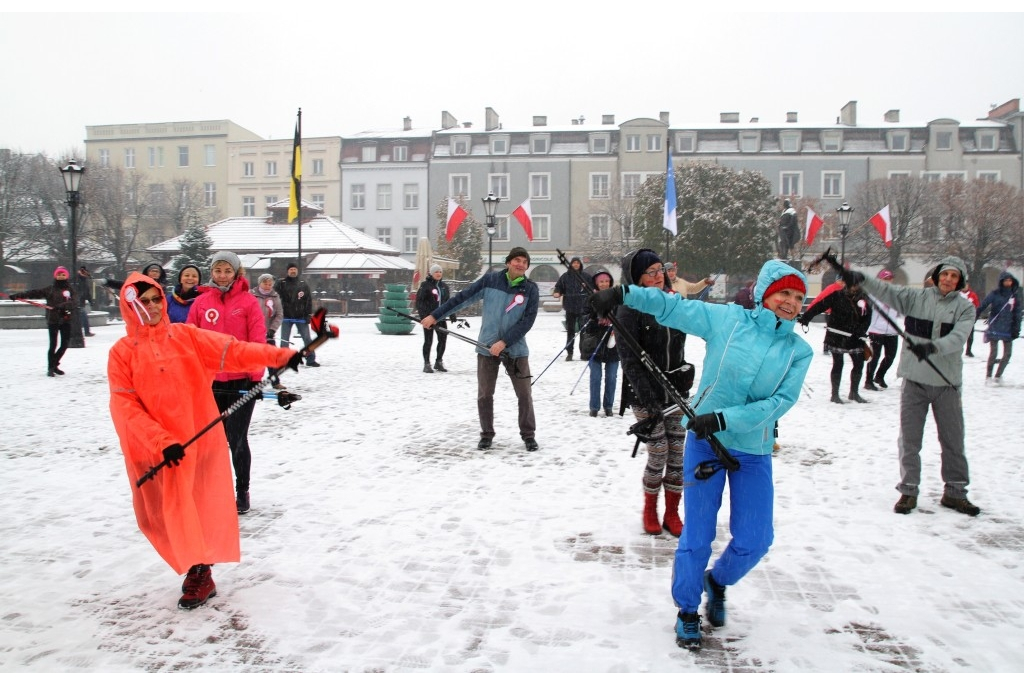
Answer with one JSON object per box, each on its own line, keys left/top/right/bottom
{"left": 477, "top": 354, "right": 536, "bottom": 440}
{"left": 897, "top": 379, "right": 969, "bottom": 498}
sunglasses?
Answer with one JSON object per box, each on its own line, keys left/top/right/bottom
{"left": 137, "top": 294, "right": 163, "bottom": 305}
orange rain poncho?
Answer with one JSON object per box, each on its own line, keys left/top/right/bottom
{"left": 108, "top": 273, "right": 297, "bottom": 574}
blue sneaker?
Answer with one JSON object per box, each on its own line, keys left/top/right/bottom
{"left": 675, "top": 611, "right": 702, "bottom": 650}
{"left": 704, "top": 570, "right": 726, "bottom": 627}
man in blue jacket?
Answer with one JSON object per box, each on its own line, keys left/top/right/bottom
{"left": 421, "top": 247, "right": 540, "bottom": 452}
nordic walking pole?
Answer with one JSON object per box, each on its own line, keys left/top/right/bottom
{"left": 136, "top": 308, "right": 338, "bottom": 488}
{"left": 384, "top": 307, "right": 511, "bottom": 359}
{"left": 1, "top": 293, "right": 56, "bottom": 310}
{"left": 531, "top": 315, "right": 590, "bottom": 387}
{"left": 570, "top": 326, "right": 610, "bottom": 395}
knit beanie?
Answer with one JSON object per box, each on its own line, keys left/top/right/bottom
{"left": 629, "top": 249, "right": 662, "bottom": 285}
{"left": 177, "top": 264, "right": 203, "bottom": 285}
{"left": 429, "top": 264, "right": 442, "bottom": 275}
{"left": 258, "top": 273, "right": 275, "bottom": 285}
{"left": 210, "top": 251, "right": 241, "bottom": 271}
{"left": 53, "top": 266, "right": 70, "bottom": 279}
{"left": 877, "top": 269, "right": 894, "bottom": 280}
{"left": 763, "top": 274, "right": 807, "bottom": 300}
{"left": 506, "top": 247, "right": 530, "bottom": 266}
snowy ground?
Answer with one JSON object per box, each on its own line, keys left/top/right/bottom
{"left": 1, "top": 306, "right": 1022, "bottom": 673}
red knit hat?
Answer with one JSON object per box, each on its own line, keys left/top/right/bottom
{"left": 763, "top": 274, "right": 806, "bottom": 300}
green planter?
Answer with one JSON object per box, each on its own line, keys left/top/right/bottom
{"left": 378, "top": 283, "right": 415, "bottom": 335}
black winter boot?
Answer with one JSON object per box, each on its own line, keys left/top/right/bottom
{"left": 830, "top": 381, "right": 843, "bottom": 404}
{"left": 434, "top": 359, "right": 447, "bottom": 372}
{"left": 423, "top": 361, "right": 434, "bottom": 373}
{"left": 848, "top": 374, "right": 867, "bottom": 403}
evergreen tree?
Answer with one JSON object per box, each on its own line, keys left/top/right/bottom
{"left": 170, "top": 223, "right": 213, "bottom": 279}
{"left": 434, "top": 198, "right": 483, "bottom": 281}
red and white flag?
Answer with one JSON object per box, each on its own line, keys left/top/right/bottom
{"left": 869, "top": 205, "right": 893, "bottom": 247}
{"left": 445, "top": 198, "right": 468, "bottom": 242}
{"left": 805, "top": 207, "right": 825, "bottom": 245}
{"left": 511, "top": 199, "right": 533, "bottom": 241}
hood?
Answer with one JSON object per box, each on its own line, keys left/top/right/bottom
{"left": 119, "top": 272, "right": 168, "bottom": 333}
{"left": 591, "top": 268, "right": 614, "bottom": 289}
{"left": 929, "top": 256, "right": 968, "bottom": 291}
{"left": 620, "top": 248, "right": 661, "bottom": 287}
{"left": 997, "top": 271, "right": 1019, "bottom": 293}
{"left": 753, "top": 259, "right": 808, "bottom": 305}
{"left": 142, "top": 262, "right": 168, "bottom": 284}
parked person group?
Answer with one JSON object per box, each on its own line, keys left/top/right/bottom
{"left": 580, "top": 268, "right": 619, "bottom": 418}
{"left": 415, "top": 264, "right": 451, "bottom": 373}
{"left": 420, "top": 247, "right": 539, "bottom": 452}
{"left": 275, "top": 263, "right": 320, "bottom": 368}
{"left": 799, "top": 274, "right": 872, "bottom": 403}
{"left": 863, "top": 269, "right": 900, "bottom": 391}
{"left": 167, "top": 264, "right": 204, "bottom": 324}
{"left": 8, "top": 266, "right": 76, "bottom": 377}
{"left": 552, "top": 255, "right": 590, "bottom": 361}
{"left": 976, "top": 271, "right": 1021, "bottom": 385}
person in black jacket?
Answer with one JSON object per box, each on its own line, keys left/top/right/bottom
{"left": 799, "top": 275, "right": 873, "bottom": 403}
{"left": 274, "top": 263, "right": 319, "bottom": 367}
{"left": 617, "top": 248, "right": 692, "bottom": 538}
{"left": 415, "top": 265, "right": 452, "bottom": 373}
{"left": 580, "top": 269, "right": 620, "bottom": 417}
{"left": 553, "top": 256, "right": 590, "bottom": 361}
{"left": 10, "top": 266, "right": 76, "bottom": 376}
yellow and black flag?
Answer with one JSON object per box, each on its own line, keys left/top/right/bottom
{"left": 288, "top": 108, "right": 302, "bottom": 224}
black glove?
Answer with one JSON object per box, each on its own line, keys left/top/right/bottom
{"left": 907, "top": 341, "right": 937, "bottom": 361}
{"left": 822, "top": 251, "right": 864, "bottom": 288}
{"left": 267, "top": 330, "right": 276, "bottom": 344}
{"left": 628, "top": 410, "right": 663, "bottom": 443}
{"left": 797, "top": 314, "right": 811, "bottom": 327}
{"left": 687, "top": 412, "right": 726, "bottom": 440}
{"left": 589, "top": 285, "right": 626, "bottom": 317}
{"left": 449, "top": 314, "right": 458, "bottom": 323}
{"left": 286, "top": 352, "right": 303, "bottom": 372}
{"left": 162, "top": 443, "right": 185, "bottom": 468}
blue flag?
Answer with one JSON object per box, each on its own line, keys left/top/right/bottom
{"left": 663, "top": 149, "right": 677, "bottom": 236}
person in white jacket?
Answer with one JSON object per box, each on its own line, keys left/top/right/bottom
{"left": 864, "top": 269, "right": 900, "bottom": 391}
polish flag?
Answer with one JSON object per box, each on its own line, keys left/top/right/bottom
{"left": 869, "top": 205, "right": 893, "bottom": 247}
{"left": 445, "top": 198, "right": 468, "bottom": 241}
{"left": 805, "top": 207, "right": 825, "bottom": 245}
{"left": 511, "top": 199, "right": 533, "bottom": 241}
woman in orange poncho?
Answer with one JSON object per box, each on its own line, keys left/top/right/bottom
{"left": 108, "top": 273, "right": 300, "bottom": 609}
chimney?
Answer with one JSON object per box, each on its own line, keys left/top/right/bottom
{"left": 839, "top": 101, "right": 857, "bottom": 126}
{"left": 579, "top": 115, "right": 585, "bottom": 124}
{"left": 441, "top": 111, "right": 458, "bottom": 130}
{"left": 884, "top": 109, "right": 900, "bottom": 123}
{"left": 485, "top": 107, "right": 500, "bottom": 132}
{"left": 659, "top": 111, "right": 670, "bottom": 125}
{"left": 720, "top": 112, "right": 740, "bottom": 123}
{"left": 750, "top": 117, "right": 759, "bottom": 123}
{"left": 533, "top": 115, "right": 547, "bottom": 127}
{"left": 987, "top": 99, "right": 1019, "bottom": 120}
{"left": 403, "top": 116, "right": 412, "bottom": 131}
{"left": 786, "top": 111, "right": 798, "bottom": 123}
{"left": 462, "top": 122, "right": 472, "bottom": 128}
{"left": 571, "top": 119, "right": 579, "bottom": 125}
{"left": 602, "top": 114, "right": 615, "bottom": 125}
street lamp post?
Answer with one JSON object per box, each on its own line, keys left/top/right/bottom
{"left": 60, "top": 159, "right": 86, "bottom": 349}
{"left": 481, "top": 192, "right": 500, "bottom": 272}
{"left": 836, "top": 200, "right": 854, "bottom": 267}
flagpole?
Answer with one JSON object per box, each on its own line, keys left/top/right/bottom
{"left": 289, "top": 108, "right": 303, "bottom": 273}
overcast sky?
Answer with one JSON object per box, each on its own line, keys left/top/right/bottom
{"left": 2, "top": 5, "right": 1022, "bottom": 157}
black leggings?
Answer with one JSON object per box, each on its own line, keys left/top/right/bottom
{"left": 422, "top": 321, "right": 448, "bottom": 362}
{"left": 830, "top": 350, "right": 865, "bottom": 390}
{"left": 47, "top": 322, "right": 70, "bottom": 370}
{"left": 867, "top": 334, "right": 898, "bottom": 382}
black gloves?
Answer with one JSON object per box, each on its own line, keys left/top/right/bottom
{"left": 908, "top": 341, "right": 937, "bottom": 361}
{"left": 162, "top": 443, "right": 185, "bottom": 468}
{"left": 822, "top": 250, "right": 864, "bottom": 288}
{"left": 287, "top": 352, "right": 303, "bottom": 372}
{"left": 687, "top": 412, "right": 726, "bottom": 440}
{"left": 589, "top": 285, "right": 626, "bottom": 317}
{"left": 267, "top": 330, "right": 276, "bottom": 344}
{"left": 797, "top": 314, "right": 811, "bottom": 327}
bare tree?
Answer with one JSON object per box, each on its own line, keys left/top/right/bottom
{"left": 850, "top": 176, "right": 933, "bottom": 271}
{"left": 85, "top": 165, "right": 151, "bottom": 276}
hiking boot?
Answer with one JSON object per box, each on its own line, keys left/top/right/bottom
{"left": 178, "top": 564, "right": 216, "bottom": 609}
{"left": 434, "top": 360, "right": 447, "bottom": 372}
{"left": 848, "top": 390, "right": 868, "bottom": 403}
{"left": 305, "top": 360, "right": 321, "bottom": 368}
{"left": 423, "top": 362, "right": 434, "bottom": 373}
{"left": 704, "top": 571, "right": 727, "bottom": 627}
{"left": 830, "top": 392, "right": 843, "bottom": 404}
{"left": 565, "top": 352, "right": 573, "bottom": 361}
{"left": 875, "top": 376, "right": 888, "bottom": 389}
{"left": 524, "top": 438, "right": 539, "bottom": 451}
{"left": 940, "top": 495, "right": 980, "bottom": 517}
{"left": 477, "top": 437, "right": 492, "bottom": 450}
{"left": 589, "top": 410, "right": 598, "bottom": 417}
{"left": 675, "top": 611, "right": 702, "bottom": 650}
{"left": 47, "top": 368, "right": 55, "bottom": 377}
{"left": 604, "top": 408, "right": 613, "bottom": 417}
{"left": 271, "top": 382, "right": 286, "bottom": 390}
{"left": 863, "top": 380, "right": 879, "bottom": 391}
{"left": 236, "top": 491, "right": 250, "bottom": 514}
{"left": 53, "top": 366, "right": 65, "bottom": 375}
{"left": 893, "top": 494, "right": 917, "bottom": 514}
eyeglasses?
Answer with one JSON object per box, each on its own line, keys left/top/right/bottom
{"left": 642, "top": 267, "right": 666, "bottom": 278}
{"left": 138, "top": 294, "right": 163, "bottom": 305}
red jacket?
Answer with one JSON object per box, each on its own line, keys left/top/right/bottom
{"left": 186, "top": 275, "right": 266, "bottom": 382}
{"left": 108, "top": 273, "right": 296, "bottom": 573}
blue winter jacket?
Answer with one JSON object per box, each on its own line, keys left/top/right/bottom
{"left": 431, "top": 269, "right": 539, "bottom": 359}
{"left": 622, "top": 260, "right": 812, "bottom": 455}
{"left": 976, "top": 271, "right": 1021, "bottom": 341}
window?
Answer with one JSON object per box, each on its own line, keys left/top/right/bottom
{"left": 676, "top": 133, "right": 696, "bottom": 153}
{"left": 450, "top": 174, "right": 470, "bottom": 199}
{"left": 377, "top": 227, "right": 391, "bottom": 245}
{"left": 531, "top": 135, "right": 549, "bottom": 154}
{"left": 312, "top": 158, "right": 324, "bottom": 175}
{"left": 488, "top": 174, "right": 509, "bottom": 200}
{"left": 978, "top": 171, "right": 1000, "bottom": 182}
{"left": 264, "top": 195, "right": 278, "bottom": 206}
{"left": 452, "top": 137, "right": 470, "bottom": 156}
{"left": 403, "top": 228, "right": 418, "bottom": 253}
{"left": 361, "top": 145, "right": 377, "bottom": 162}
{"left": 739, "top": 132, "right": 760, "bottom": 153}
{"left": 888, "top": 171, "right": 911, "bottom": 179}
{"left": 622, "top": 173, "right": 642, "bottom": 198}
{"left": 822, "top": 172, "right": 843, "bottom": 198}
{"left": 204, "top": 144, "right": 215, "bottom": 166}
{"left": 780, "top": 172, "right": 802, "bottom": 197}
{"left": 976, "top": 131, "right": 997, "bottom": 151}
{"left": 589, "top": 215, "right": 610, "bottom": 240}
{"left": 377, "top": 184, "right": 392, "bottom": 210}
{"left": 393, "top": 145, "right": 408, "bottom": 162}
{"left": 99, "top": 149, "right": 110, "bottom": 167}
{"left": 351, "top": 184, "right": 365, "bottom": 209}
{"left": 822, "top": 131, "right": 842, "bottom": 152}
{"left": 625, "top": 135, "right": 641, "bottom": 152}
{"left": 178, "top": 146, "right": 189, "bottom": 167}
{"left": 266, "top": 161, "right": 277, "bottom": 176}
{"left": 529, "top": 173, "right": 550, "bottom": 199}
{"left": 124, "top": 148, "right": 135, "bottom": 168}
{"left": 590, "top": 134, "right": 609, "bottom": 153}
{"left": 242, "top": 196, "right": 255, "bottom": 217}
{"left": 495, "top": 216, "right": 510, "bottom": 241}
{"left": 921, "top": 217, "right": 941, "bottom": 241}
{"left": 531, "top": 215, "right": 550, "bottom": 241}
{"left": 403, "top": 183, "right": 419, "bottom": 210}
{"left": 780, "top": 132, "right": 801, "bottom": 153}
{"left": 490, "top": 136, "right": 509, "bottom": 155}
{"left": 590, "top": 173, "right": 610, "bottom": 198}
{"left": 148, "top": 146, "right": 163, "bottom": 168}
{"left": 935, "top": 131, "right": 953, "bottom": 150}
{"left": 888, "top": 131, "right": 908, "bottom": 152}
{"left": 945, "top": 171, "right": 966, "bottom": 181}
{"left": 647, "top": 134, "right": 662, "bottom": 152}
{"left": 204, "top": 183, "right": 216, "bottom": 207}
{"left": 921, "top": 172, "right": 941, "bottom": 182}
{"left": 311, "top": 194, "right": 324, "bottom": 209}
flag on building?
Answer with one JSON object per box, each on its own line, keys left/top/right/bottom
{"left": 445, "top": 198, "right": 468, "bottom": 241}
{"left": 805, "top": 207, "right": 825, "bottom": 245}
{"left": 663, "top": 150, "right": 677, "bottom": 236}
{"left": 511, "top": 199, "right": 534, "bottom": 241}
{"left": 869, "top": 205, "right": 893, "bottom": 247}
{"left": 288, "top": 109, "right": 302, "bottom": 224}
